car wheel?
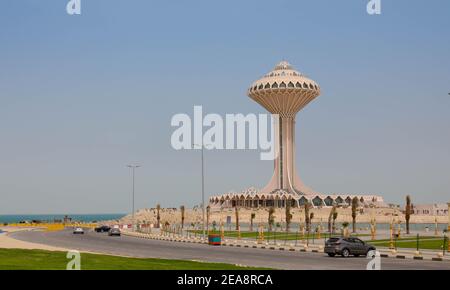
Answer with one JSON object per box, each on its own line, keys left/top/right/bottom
{"left": 327, "top": 253, "right": 335, "bottom": 257}
{"left": 341, "top": 248, "right": 350, "bottom": 258}
{"left": 366, "top": 249, "right": 376, "bottom": 257}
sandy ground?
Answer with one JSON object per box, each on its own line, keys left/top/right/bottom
{"left": 0, "top": 227, "right": 68, "bottom": 251}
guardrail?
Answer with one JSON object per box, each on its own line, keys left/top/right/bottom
{"left": 5, "top": 223, "right": 98, "bottom": 232}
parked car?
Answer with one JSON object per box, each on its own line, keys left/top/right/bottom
{"left": 325, "top": 237, "right": 375, "bottom": 257}
{"left": 108, "top": 228, "right": 121, "bottom": 236}
{"left": 95, "top": 225, "right": 111, "bottom": 233}
{"left": 73, "top": 227, "right": 84, "bottom": 234}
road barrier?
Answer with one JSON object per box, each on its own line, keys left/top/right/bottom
{"left": 6, "top": 222, "right": 97, "bottom": 232}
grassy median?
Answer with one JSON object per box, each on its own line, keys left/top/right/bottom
{"left": 370, "top": 237, "right": 448, "bottom": 251}
{"left": 0, "top": 249, "right": 267, "bottom": 270}
{"left": 187, "top": 230, "right": 369, "bottom": 240}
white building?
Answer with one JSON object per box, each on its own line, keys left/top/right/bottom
{"left": 412, "top": 204, "right": 448, "bottom": 216}
{"left": 209, "top": 188, "right": 385, "bottom": 209}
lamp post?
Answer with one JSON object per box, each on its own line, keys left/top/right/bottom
{"left": 443, "top": 231, "right": 448, "bottom": 256}
{"left": 389, "top": 218, "right": 394, "bottom": 249}
{"left": 193, "top": 143, "right": 212, "bottom": 240}
{"left": 447, "top": 202, "right": 450, "bottom": 231}
{"left": 435, "top": 216, "right": 438, "bottom": 236}
{"left": 127, "top": 164, "right": 141, "bottom": 229}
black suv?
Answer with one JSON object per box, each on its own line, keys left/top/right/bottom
{"left": 325, "top": 237, "right": 376, "bottom": 257}
{"left": 94, "top": 225, "right": 111, "bottom": 233}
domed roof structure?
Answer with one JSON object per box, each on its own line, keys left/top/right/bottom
{"left": 248, "top": 61, "right": 320, "bottom": 117}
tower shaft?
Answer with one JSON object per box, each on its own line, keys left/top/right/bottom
{"left": 261, "top": 116, "right": 304, "bottom": 194}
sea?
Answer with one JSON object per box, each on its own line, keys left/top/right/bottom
{"left": 0, "top": 214, "right": 125, "bottom": 224}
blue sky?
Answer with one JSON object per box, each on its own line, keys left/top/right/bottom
{"left": 1, "top": 0, "right": 449, "bottom": 214}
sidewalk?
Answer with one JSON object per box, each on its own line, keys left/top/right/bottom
{"left": 0, "top": 227, "right": 68, "bottom": 252}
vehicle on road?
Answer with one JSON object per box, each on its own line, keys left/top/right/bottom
{"left": 324, "top": 237, "right": 376, "bottom": 257}
{"left": 95, "top": 225, "right": 111, "bottom": 233}
{"left": 108, "top": 228, "right": 121, "bottom": 236}
{"left": 73, "top": 227, "right": 84, "bottom": 235}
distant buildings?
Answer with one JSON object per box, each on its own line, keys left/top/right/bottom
{"left": 411, "top": 204, "right": 448, "bottom": 216}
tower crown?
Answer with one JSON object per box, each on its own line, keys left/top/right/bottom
{"left": 247, "top": 61, "right": 320, "bottom": 116}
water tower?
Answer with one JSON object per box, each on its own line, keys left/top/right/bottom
{"left": 248, "top": 61, "right": 321, "bottom": 195}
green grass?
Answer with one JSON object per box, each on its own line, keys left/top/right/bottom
{"left": 0, "top": 249, "right": 268, "bottom": 270}
{"left": 188, "top": 230, "right": 369, "bottom": 240}
{"left": 370, "top": 238, "right": 448, "bottom": 251}
{"left": 369, "top": 236, "right": 441, "bottom": 243}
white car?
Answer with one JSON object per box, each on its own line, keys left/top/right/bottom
{"left": 73, "top": 227, "right": 84, "bottom": 234}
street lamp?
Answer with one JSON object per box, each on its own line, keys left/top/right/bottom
{"left": 127, "top": 164, "right": 141, "bottom": 228}
{"left": 193, "top": 143, "right": 212, "bottom": 240}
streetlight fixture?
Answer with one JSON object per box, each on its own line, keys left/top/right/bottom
{"left": 193, "top": 143, "right": 212, "bottom": 240}
{"left": 127, "top": 164, "right": 141, "bottom": 229}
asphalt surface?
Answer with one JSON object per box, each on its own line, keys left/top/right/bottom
{"left": 11, "top": 229, "right": 450, "bottom": 270}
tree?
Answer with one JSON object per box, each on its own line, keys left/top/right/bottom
{"left": 308, "top": 212, "right": 314, "bottom": 236}
{"left": 234, "top": 206, "right": 239, "bottom": 231}
{"left": 351, "top": 197, "right": 359, "bottom": 233}
{"left": 304, "top": 202, "right": 311, "bottom": 232}
{"left": 405, "top": 195, "right": 412, "bottom": 234}
{"left": 268, "top": 207, "right": 275, "bottom": 231}
{"left": 332, "top": 211, "right": 338, "bottom": 234}
{"left": 206, "top": 205, "right": 211, "bottom": 234}
{"left": 342, "top": 221, "right": 350, "bottom": 237}
{"left": 180, "top": 205, "right": 185, "bottom": 229}
{"left": 328, "top": 205, "right": 337, "bottom": 233}
{"left": 285, "top": 199, "right": 292, "bottom": 233}
{"left": 250, "top": 213, "right": 256, "bottom": 232}
{"left": 156, "top": 204, "right": 161, "bottom": 228}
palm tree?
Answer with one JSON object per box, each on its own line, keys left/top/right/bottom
{"left": 332, "top": 211, "right": 338, "bottom": 234}
{"left": 405, "top": 195, "right": 412, "bottom": 234}
{"left": 342, "top": 221, "right": 350, "bottom": 237}
{"left": 304, "top": 202, "right": 311, "bottom": 232}
{"left": 308, "top": 212, "right": 314, "bottom": 236}
{"left": 180, "top": 205, "right": 185, "bottom": 229}
{"left": 285, "top": 199, "right": 292, "bottom": 233}
{"left": 268, "top": 207, "right": 275, "bottom": 231}
{"left": 206, "top": 205, "right": 211, "bottom": 234}
{"left": 234, "top": 206, "right": 239, "bottom": 231}
{"left": 250, "top": 213, "right": 256, "bottom": 232}
{"left": 351, "top": 197, "right": 359, "bottom": 233}
{"left": 328, "top": 205, "right": 337, "bottom": 233}
{"left": 156, "top": 204, "right": 161, "bottom": 228}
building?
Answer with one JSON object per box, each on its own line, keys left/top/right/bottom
{"left": 411, "top": 204, "right": 449, "bottom": 216}
{"left": 209, "top": 61, "right": 384, "bottom": 208}
{"left": 209, "top": 188, "right": 385, "bottom": 208}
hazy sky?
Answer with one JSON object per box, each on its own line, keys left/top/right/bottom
{"left": 1, "top": 0, "right": 449, "bottom": 214}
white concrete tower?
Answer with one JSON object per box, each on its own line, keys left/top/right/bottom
{"left": 248, "top": 61, "right": 321, "bottom": 195}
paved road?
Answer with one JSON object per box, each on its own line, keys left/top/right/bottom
{"left": 10, "top": 229, "right": 450, "bottom": 270}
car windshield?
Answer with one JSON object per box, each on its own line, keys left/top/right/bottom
{"left": 327, "top": 238, "right": 340, "bottom": 243}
